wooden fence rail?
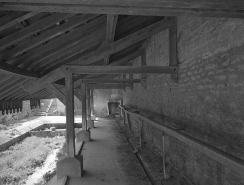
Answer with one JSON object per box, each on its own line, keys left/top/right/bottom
{"left": 119, "top": 105, "right": 244, "bottom": 178}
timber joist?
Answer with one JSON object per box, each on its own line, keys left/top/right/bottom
{"left": 0, "top": 0, "right": 244, "bottom": 18}
{"left": 21, "top": 18, "right": 174, "bottom": 94}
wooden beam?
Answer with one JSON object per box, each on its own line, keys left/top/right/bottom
{"left": 88, "top": 84, "right": 131, "bottom": 89}
{"left": 0, "top": 62, "right": 41, "bottom": 79}
{"left": 90, "top": 89, "right": 94, "bottom": 116}
{"left": 80, "top": 82, "right": 87, "bottom": 130}
{"left": 87, "top": 88, "right": 91, "bottom": 121}
{"left": 169, "top": 17, "right": 178, "bottom": 82}
{"left": 1, "top": 1, "right": 244, "bottom": 18}
{"left": 30, "top": 29, "right": 105, "bottom": 71}
{"left": 74, "top": 89, "right": 82, "bottom": 102}
{"left": 65, "top": 66, "right": 178, "bottom": 74}
{"left": 81, "top": 79, "right": 142, "bottom": 84}
{"left": 104, "top": 15, "right": 118, "bottom": 65}
{"left": 23, "top": 19, "right": 172, "bottom": 93}
{"left": 1, "top": 14, "right": 97, "bottom": 61}
{"left": 22, "top": 67, "right": 65, "bottom": 93}
{"left": 0, "top": 12, "right": 38, "bottom": 32}
{"left": 0, "top": 13, "right": 73, "bottom": 51}
{"left": 65, "top": 72, "right": 75, "bottom": 157}
{"left": 46, "top": 83, "right": 65, "bottom": 105}
{"left": 70, "top": 18, "right": 173, "bottom": 66}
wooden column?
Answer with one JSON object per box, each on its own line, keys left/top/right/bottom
{"left": 169, "top": 17, "right": 178, "bottom": 82}
{"left": 87, "top": 87, "right": 91, "bottom": 121}
{"left": 80, "top": 82, "right": 87, "bottom": 130}
{"left": 90, "top": 89, "right": 94, "bottom": 116}
{"left": 65, "top": 72, "right": 75, "bottom": 157}
{"left": 162, "top": 132, "right": 170, "bottom": 179}
{"left": 141, "top": 51, "right": 147, "bottom": 88}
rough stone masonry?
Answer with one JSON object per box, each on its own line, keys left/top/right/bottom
{"left": 123, "top": 17, "right": 244, "bottom": 185}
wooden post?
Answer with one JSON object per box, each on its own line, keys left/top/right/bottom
{"left": 87, "top": 87, "right": 91, "bottom": 121}
{"left": 123, "top": 109, "right": 126, "bottom": 125}
{"left": 141, "top": 50, "right": 147, "bottom": 89}
{"left": 90, "top": 88, "right": 94, "bottom": 116}
{"left": 162, "top": 132, "right": 170, "bottom": 179}
{"left": 65, "top": 72, "right": 75, "bottom": 157}
{"left": 140, "top": 119, "right": 144, "bottom": 147}
{"left": 80, "top": 82, "right": 87, "bottom": 130}
{"left": 127, "top": 113, "right": 132, "bottom": 134}
{"left": 169, "top": 17, "right": 178, "bottom": 82}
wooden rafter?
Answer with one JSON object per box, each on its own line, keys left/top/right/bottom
{"left": 1, "top": 14, "right": 97, "bottom": 61}
{"left": 46, "top": 83, "right": 65, "bottom": 104}
{"left": 22, "top": 18, "right": 173, "bottom": 93}
{"left": 104, "top": 14, "right": 118, "bottom": 65}
{"left": 8, "top": 16, "right": 106, "bottom": 67}
{"left": 0, "top": 1, "right": 244, "bottom": 18}
{"left": 0, "top": 62, "right": 41, "bottom": 79}
{"left": 0, "top": 13, "right": 74, "bottom": 51}
{"left": 0, "top": 11, "right": 38, "bottom": 32}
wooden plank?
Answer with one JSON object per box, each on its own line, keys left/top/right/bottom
{"left": 65, "top": 72, "right": 75, "bottom": 157}
{"left": 81, "top": 79, "right": 142, "bottom": 84}
{"left": 46, "top": 83, "right": 66, "bottom": 105}
{"left": 0, "top": 13, "right": 73, "bottom": 51}
{"left": 1, "top": 14, "right": 96, "bottom": 61}
{"left": 104, "top": 14, "right": 118, "bottom": 65}
{"left": 80, "top": 82, "right": 87, "bottom": 130}
{"left": 65, "top": 66, "right": 178, "bottom": 74}
{"left": 1, "top": 1, "right": 244, "bottom": 18}
{"left": 0, "top": 12, "right": 38, "bottom": 32}
{"left": 23, "top": 19, "right": 171, "bottom": 93}
{"left": 10, "top": 15, "right": 105, "bottom": 67}
{"left": 0, "top": 62, "right": 41, "bottom": 79}
{"left": 169, "top": 17, "right": 178, "bottom": 83}
{"left": 0, "top": 3, "right": 244, "bottom": 18}
{"left": 0, "top": 79, "right": 27, "bottom": 98}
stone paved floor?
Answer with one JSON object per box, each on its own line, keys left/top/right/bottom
{"left": 50, "top": 117, "right": 151, "bottom": 185}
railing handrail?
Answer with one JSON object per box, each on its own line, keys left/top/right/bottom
{"left": 119, "top": 105, "right": 244, "bottom": 175}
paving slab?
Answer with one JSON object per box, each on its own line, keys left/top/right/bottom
{"left": 66, "top": 117, "right": 151, "bottom": 185}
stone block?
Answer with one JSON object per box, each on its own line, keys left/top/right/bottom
{"left": 76, "top": 130, "right": 90, "bottom": 142}
{"left": 87, "top": 120, "right": 94, "bottom": 129}
{"left": 57, "top": 155, "right": 83, "bottom": 179}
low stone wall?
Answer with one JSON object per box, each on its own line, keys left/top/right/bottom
{"left": 30, "top": 129, "right": 66, "bottom": 137}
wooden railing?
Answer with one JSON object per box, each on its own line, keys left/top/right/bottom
{"left": 119, "top": 105, "right": 244, "bottom": 178}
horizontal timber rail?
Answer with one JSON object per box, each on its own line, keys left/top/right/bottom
{"left": 80, "top": 79, "right": 142, "bottom": 84}
{"left": 119, "top": 105, "right": 244, "bottom": 175}
{"left": 64, "top": 65, "right": 178, "bottom": 74}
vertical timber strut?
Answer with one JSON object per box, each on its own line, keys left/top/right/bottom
{"left": 65, "top": 72, "right": 75, "bottom": 157}
{"left": 81, "top": 82, "right": 87, "bottom": 130}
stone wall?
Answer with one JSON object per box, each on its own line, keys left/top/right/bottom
{"left": 124, "top": 17, "right": 244, "bottom": 185}
{"left": 94, "top": 89, "right": 122, "bottom": 117}
{"left": 0, "top": 100, "right": 38, "bottom": 123}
